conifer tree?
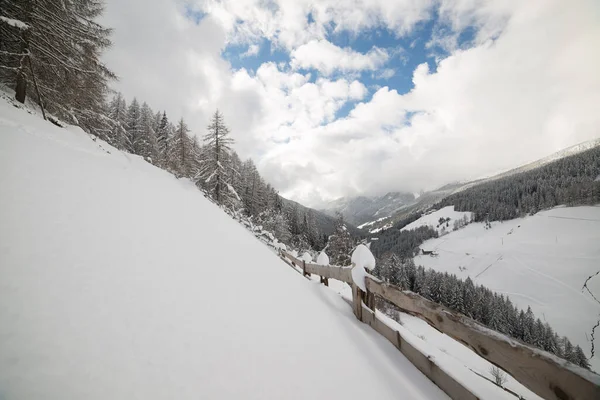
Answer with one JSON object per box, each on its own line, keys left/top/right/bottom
{"left": 155, "top": 112, "right": 169, "bottom": 168}
{"left": 107, "top": 92, "right": 128, "bottom": 150}
{"left": 197, "top": 110, "right": 237, "bottom": 205}
{"left": 327, "top": 212, "right": 354, "bottom": 266}
{"left": 168, "top": 118, "right": 193, "bottom": 178}
{"left": 138, "top": 102, "right": 157, "bottom": 162}
{"left": 125, "top": 98, "right": 141, "bottom": 154}
{"left": 0, "top": 0, "right": 115, "bottom": 134}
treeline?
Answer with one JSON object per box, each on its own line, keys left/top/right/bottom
{"left": 371, "top": 225, "right": 439, "bottom": 259}
{"left": 373, "top": 254, "right": 591, "bottom": 369}
{"left": 438, "top": 146, "right": 600, "bottom": 221}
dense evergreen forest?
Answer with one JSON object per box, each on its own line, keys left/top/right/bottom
{"left": 373, "top": 255, "right": 591, "bottom": 369}
{"left": 371, "top": 225, "right": 438, "bottom": 259}
{"left": 438, "top": 147, "right": 600, "bottom": 221}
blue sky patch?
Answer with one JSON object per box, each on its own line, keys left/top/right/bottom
{"left": 216, "top": 10, "right": 480, "bottom": 119}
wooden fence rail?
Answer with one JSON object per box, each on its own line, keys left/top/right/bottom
{"left": 280, "top": 250, "right": 600, "bottom": 400}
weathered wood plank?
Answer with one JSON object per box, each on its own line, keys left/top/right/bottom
{"left": 360, "top": 307, "right": 479, "bottom": 400}
{"left": 365, "top": 276, "right": 600, "bottom": 400}
{"left": 282, "top": 252, "right": 352, "bottom": 283}
{"left": 351, "top": 284, "right": 363, "bottom": 320}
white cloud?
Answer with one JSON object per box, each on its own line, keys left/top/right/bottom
{"left": 290, "top": 40, "right": 389, "bottom": 75}
{"left": 101, "top": 0, "right": 600, "bottom": 207}
{"left": 240, "top": 43, "right": 260, "bottom": 58}
{"left": 254, "top": 0, "right": 600, "bottom": 205}
{"left": 198, "top": 0, "right": 434, "bottom": 49}
{"left": 374, "top": 68, "right": 396, "bottom": 80}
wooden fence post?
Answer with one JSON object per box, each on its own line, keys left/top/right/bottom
{"left": 352, "top": 284, "right": 363, "bottom": 320}
{"left": 302, "top": 260, "right": 307, "bottom": 277}
{"left": 365, "top": 289, "right": 375, "bottom": 311}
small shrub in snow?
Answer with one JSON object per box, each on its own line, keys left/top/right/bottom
{"left": 489, "top": 366, "right": 507, "bottom": 387}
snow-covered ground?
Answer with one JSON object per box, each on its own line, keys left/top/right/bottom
{"left": 0, "top": 98, "right": 454, "bottom": 399}
{"left": 357, "top": 215, "right": 389, "bottom": 229}
{"left": 401, "top": 205, "right": 473, "bottom": 235}
{"left": 413, "top": 206, "right": 600, "bottom": 371}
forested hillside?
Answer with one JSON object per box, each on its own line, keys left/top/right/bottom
{"left": 438, "top": 146, "right": 600, "bottom": 221}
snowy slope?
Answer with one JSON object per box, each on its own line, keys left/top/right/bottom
{"left": 0, "top": 98, "right": 449, "bottom": 400}
{"left": 413, "top": 206, "right": 600, "bottom": 371}
{"left": 401, "top": 205, "right": 473, "bottom": 235}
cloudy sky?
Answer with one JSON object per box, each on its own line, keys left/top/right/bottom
{"left": 101, "top": 0, "right": 600, "bottom": 206}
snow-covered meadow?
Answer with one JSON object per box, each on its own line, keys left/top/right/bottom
{"left": 411, "top": 206, "right": 600, "bottom": 371}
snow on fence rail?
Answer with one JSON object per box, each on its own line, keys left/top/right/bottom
{"left": 280, "top": 250, "right": 600, "bottom": 400}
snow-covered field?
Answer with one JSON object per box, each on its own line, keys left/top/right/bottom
{"left": 413, "top": 206, "right": 600, "bottom": 371}
{"left": 401, "top": 205, "right": 473, "bottom": 235}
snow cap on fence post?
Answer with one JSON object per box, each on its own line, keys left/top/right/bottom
{"left": 301, "top": 252, "right": 313, "bottom": 263}
{"left": 351, "top": 244, "right": 376, "bottom": 292}
{"left": 317, "top": 251, "right": 329, "bottom": 266}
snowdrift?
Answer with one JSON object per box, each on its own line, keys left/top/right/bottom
{"left": 0, "top": 98, "right": 448, "bottom": 399}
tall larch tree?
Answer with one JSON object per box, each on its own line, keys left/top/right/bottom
{"left": 138, "top": 102, "right": 157, "bottom": 162}
{"left": 107, "top": 92, "right": 128, "bottom": 150}
{"left": 155, "top": 111, "right": 169, "bottom": 168}
{"left": 0, "top": 0, "right": 115, "bottom": 136}
{"left": 168, "top": 118, "right": 192, "bottom": 178}
{"left": 197, "top": 110, "right": 236, "bottom": 205}
{"left": 125, "top": 98, "right": 141, "bottom": 154}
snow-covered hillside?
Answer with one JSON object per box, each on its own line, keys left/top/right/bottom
{"left": 412, "top": 206, "right": 600, "bottom": 371}
{"left": 0, "top": 99, "right": 453, "bottom": 399}
{"left": 320, "top": 192, "right": 415, "bottom": 226}
{"left": 401, "top": 206, "right": 473, "bottom": 235}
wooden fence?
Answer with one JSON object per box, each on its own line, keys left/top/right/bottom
{"left": 279, "top": 250, "right": 600, "bottom": 400}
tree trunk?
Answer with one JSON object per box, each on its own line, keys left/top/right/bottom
{"left": 14, "top": 0, "right": 33, "bottom": 104}
{"left": 15, "top": 38, "right": 29, "bottom": 103}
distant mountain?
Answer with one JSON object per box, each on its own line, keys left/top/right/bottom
{"left": 457, "top": 137, "right": 600, "bottom": 194}
{"left": 319, "top": 192, "right": 415, "bottom": 226}
{"left": 281, "top": 197, "right": 364, "bottom": 238}
{"left": 356, "top": 136, "right": 600, "bottom": 233}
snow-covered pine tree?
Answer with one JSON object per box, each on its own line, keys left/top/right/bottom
{"left": 107, "top": 92, "right": 128, "bottom": 150}
{"left": 125, "top": 98, "right": 142, "bottom": 154}
{"left": 241, "top": 159, "right": 263, "bottom": 216}
{"left": 302, "top": 210, "right": 320, "bottom": 249}
{"left": 189, "top": 135, "right": 204, "bottom": 184}
{"left": 155, "top": 112, "right": 169, "bottom": 168}
{"left": 0, "top": 0, "right": 115, "bottom": 135}
{"left": 573, "top": 345, "right": 590, "bottom": 369}
{"left": 326, "top": 212, "right": 354, "bottom": 266}
{"left": 542, "top": 323, "right": 558, "bottom": 354}
{"left": 138, "top": 102, "right": 158, "bottom": 162}
{"left": 522, "top": 306, "right": 535, "bottom": 343}
{"left": 168, "top": 118, "right": 193, "bottom": 178}
{"left": 197, "top": 110, "right": 237, "bottom": 205}
{"left": 227, "top": 151, "right": 243, "bottom": 201}
{"left": 462, "top": 277, "right": 476, "bottom": 318}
